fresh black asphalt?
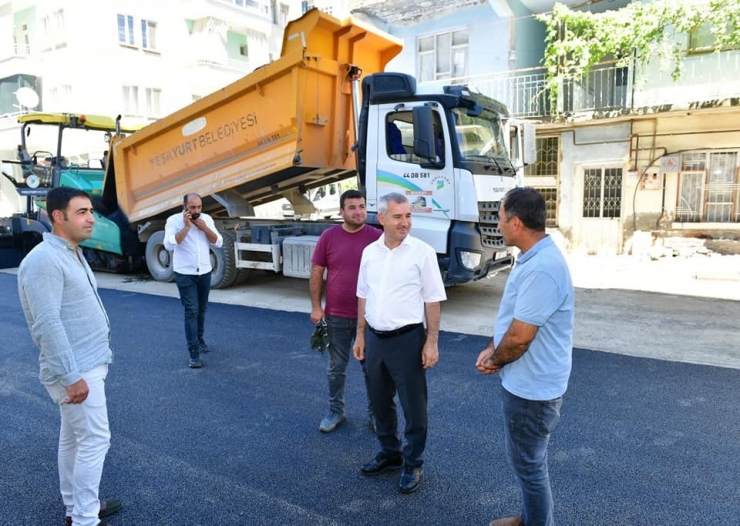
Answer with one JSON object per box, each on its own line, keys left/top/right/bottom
{"left": 1, "top": 272, "right": 739, "bottom": 525}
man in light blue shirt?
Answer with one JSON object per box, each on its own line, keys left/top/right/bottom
{"left": 18, "top": 186, "right": 122, "bottom": 526}
{"left": 476, "top": 187, "right": 574, "bottom": 526}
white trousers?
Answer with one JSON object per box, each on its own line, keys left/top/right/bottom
{"left": 45, "top": 364, "right": 111, "bottom": 526}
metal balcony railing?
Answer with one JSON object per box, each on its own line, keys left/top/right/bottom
{"left": 13, "top": 44, "right": 31, "bottom": 56}
{"left": 423, "top": 67, "right": 551, "bottom": 118}
{"left": 187, "top": 57, "right": 252, "bottom": 72}
{"left": 421, "top": 50, "right": 740, "bottom": 120}
{"left": 213, "top": 0, "right": 274, "bottom": 20}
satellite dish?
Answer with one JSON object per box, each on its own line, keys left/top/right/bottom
{"left": 16, "top": 87, "right": 40, "bottom": 109}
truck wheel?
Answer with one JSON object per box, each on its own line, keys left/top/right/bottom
{"left": 145, "top": 231, "right": 175, "bottom": 282}
{"left": 210, "top": 231, "right": 239, "bottom": 289}
{"left": 233, "top": 268, "right": 251, "bottom": 285}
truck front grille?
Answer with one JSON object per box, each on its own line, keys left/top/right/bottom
{"left": 478, "top": 201, "right": 505, "bottom": 249}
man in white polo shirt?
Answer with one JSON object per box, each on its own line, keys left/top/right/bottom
{"left": 353, "top": 192, "right": 446, "bottom": 494}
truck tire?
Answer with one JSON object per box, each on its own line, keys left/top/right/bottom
{"left": 233, "top": 268, "right": 251, "bottom": 286}
{"left": 145, "top": 231, "right": 175, "bottom": 282}
{"left": 210, "top": 231, "right": 239, "bottom": 289}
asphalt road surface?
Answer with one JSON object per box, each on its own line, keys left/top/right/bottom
{"left": 2, "top": 272, "right": 740, "bottom": 525}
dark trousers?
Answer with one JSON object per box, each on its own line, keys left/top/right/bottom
{"left": 174, "top": 271, "right": 212, "bottom": 354}
{"left": 365, "top": 325, "right": 427, "bottom": 467}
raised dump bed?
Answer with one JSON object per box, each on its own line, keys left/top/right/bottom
{"left": 105, "top": 9, "right": 402, "bottom": 223}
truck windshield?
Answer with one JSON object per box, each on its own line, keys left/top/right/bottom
{"left": 452, "top": 108, "right": 511, "bottom": 169}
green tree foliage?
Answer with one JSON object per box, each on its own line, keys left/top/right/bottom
{"left": 537, "top": 0, "right": 740, "bottom": 110}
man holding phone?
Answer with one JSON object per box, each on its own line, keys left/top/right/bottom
{"left": 164, "top": 193, "right": 223, "bottom": 368}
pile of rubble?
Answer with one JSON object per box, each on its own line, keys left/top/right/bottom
{"left": 628, "top": 232, "right": 740, "bottom": 260}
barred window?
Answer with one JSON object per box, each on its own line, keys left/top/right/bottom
{"left": 525, "top": 137, "right": 559, "bottom": 177}
{"left": 583, "top": 167, "right": 622, "bottom": 218}
{"left": 677, "top": 151, "right": 739, "bottom": 223}
{"left": 526, "top": 137, "right": 559, "bottom": 227}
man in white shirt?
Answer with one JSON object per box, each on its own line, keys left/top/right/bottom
{"left": 353, "top": 192, "right": 446, "bottom": 494}
{"left": 164, "top": 193, "right": 223, "bottom": 368}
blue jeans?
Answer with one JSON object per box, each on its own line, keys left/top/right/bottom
{"left": 174, "top": 272, "right": 212, "bottom": 355}
{"left": 325, "top": 315, "right": 372, "bottom": 416}
{"left": 501, "top": 385, "right": 563, "bottom": 526}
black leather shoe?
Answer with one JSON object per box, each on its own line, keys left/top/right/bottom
{"left": 360, "top": 453, "right": 403, "bottom": 476}
{"left": 65, "top": 499, "right": 122, "bottom": 525}
{"left": 399, "top": 465, "right": 422, "bottom": 494}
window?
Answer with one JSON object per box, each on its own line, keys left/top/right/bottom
{"left": 50, "top": 84, "right": 72, "bottom": 107}
{"left": 122, "top": 85, "right": 139, "bottom": 115}
{"left": 239, "top": 44, "right": 248, "bottom": 57}
{"left": 418, "top": 29, "right": 468, "bottom": 82}
{"left": 688, "top": 22, "right": 739, "bottom": 54}
{"left": 16, "top": 24, "right": 30, "bottom": 55}
{"left": 118, "top": 15, "right": 160, "bottom": 50}
{"left": 676, "top": 151, "right": 739, "bottom": 222}
{"left": 118, "top": 14, "right": 135, "bottom": 46}
{"left": 146, "top": 88, "right": 161, "bottom": 117}
{"left": 583, "top": 167, "right": 622, "bottom": 218}
{"left": 539, "top": 188, "right": 558, "bottom": 228}
{"left": 279, "top": 4, "right": 290, "bottom": 26}
{"left": 385, "top": 111, "right": 445, "bottom": 164}
{"left": 141, "top": 19, "right": 157, "bottom": 51}
{"left": 525, "top": 137, "right": 560, "bottom": 227}
{"left": 525, "top": 137, "right": 559, "bottom": 177}
{"left": 41, "top": 9, "right": 66, "bottom": 49}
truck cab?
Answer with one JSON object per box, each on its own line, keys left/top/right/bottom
{"left": 358, "top": 74, "right": 535, "bottom": 284}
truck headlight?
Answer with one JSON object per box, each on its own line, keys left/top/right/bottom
{"left": 459, "top": 250, "right": 481, "bottom": 270}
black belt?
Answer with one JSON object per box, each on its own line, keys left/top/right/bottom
{"left": 367, "top": 323, "right": 423, "bottom": 339}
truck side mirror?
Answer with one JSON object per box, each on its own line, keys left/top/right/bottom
{"left": 412, "top": 106, "right": 435, "bottom": 160}
{"left": 508, "top": 119, "right": 537, "bottom": 169}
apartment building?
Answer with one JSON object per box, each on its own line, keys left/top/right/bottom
{"left": 0, "top": 0, "right": 314, "bottom": 212}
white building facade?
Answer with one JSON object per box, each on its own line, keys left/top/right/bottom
{"left": 0, "top": 0, "right": 310, "bottom": 212}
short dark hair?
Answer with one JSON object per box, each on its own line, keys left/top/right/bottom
{"left": 46, "top": 186, "right": 91, "bottom": 224}
{"left": 502, "top": 187, "right": 546, "bottom": 232}
{"left": 340, "top": 189, "right": 365, "bottom": 210}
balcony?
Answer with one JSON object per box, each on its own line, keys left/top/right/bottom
{"left": 184, "top": 56, "right": 253, "bottom": 96}
{"left": 421, "top": 50, "right": 740, "bottom": 120}
{"left": 0, "top": 44, "right": 40, "bottom": 77}
{"left": 180, "top": 0, "right": 275, "bottom": 33}
{"left": 186, "top": 57, "right": 252, "bottom": 73}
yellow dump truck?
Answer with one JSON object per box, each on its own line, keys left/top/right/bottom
{"left": 2, "top": 8, "right": 534, "bottom": 287}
